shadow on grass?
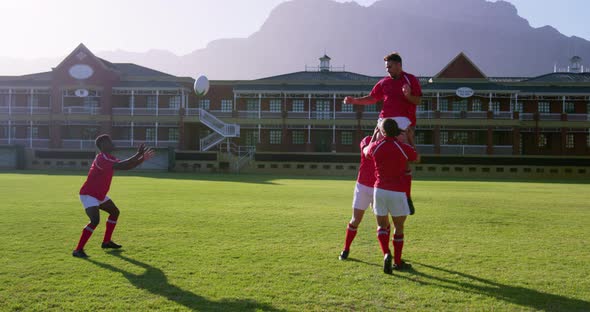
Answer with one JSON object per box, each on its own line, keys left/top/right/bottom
{"left": 396, "top": 261, "right": 590, "bottom": 311}
{"left": 86, "top": 251, "right": 284, "bottom": 312}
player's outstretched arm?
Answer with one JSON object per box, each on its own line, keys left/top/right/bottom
{"left": 112, "top": 144, "right": 154, "bottom": 170}
{"left": 343, "top": 95, "right": 377, "bottom": 105}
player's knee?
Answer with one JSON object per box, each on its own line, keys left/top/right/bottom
{"left": 350, "top": 218, "right": 361, "bottom": 227}
{"left": 111, "top": 207, "right": 120, "bottom": 218}
{"left": 89, "top": 216, "right": 100, "bottom": 227}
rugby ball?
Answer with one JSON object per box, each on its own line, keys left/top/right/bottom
{"left": 193, "top": 75, "right": 210, "bottom": 96}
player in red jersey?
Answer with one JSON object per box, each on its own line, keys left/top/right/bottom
{"left": 366, "top": 119, "right": 419, "bottom": 274}
{"left": 344, "top": 52, "right": 421, "bottom": 214}
{"left": 72, "top": 134, "right": 154, "bottom": 258}
{"left": 338, "top": 136, "right": 376, "bottom": 260}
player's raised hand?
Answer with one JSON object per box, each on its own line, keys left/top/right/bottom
{"left": 402, "top": 84, "right": 412, "bottom": 97}
{"left": 143, "top": 148, "right": 155, "bottom": 161}
{"left": 343, "top": 96, "right": 355, "bottom": 104}
{"left": 136, "top": 143, "right": 146, "bottom": 155}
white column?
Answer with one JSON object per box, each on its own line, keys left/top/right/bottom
{"left": 156, "top": 90, "right": 159, "bottom": 116}
{"left": 234, "top": 92, "right": 237, "bottom": 111}
{"left": 258, "top": 93, "right": 262, "bottom": 119}
{"left": 130, "top": 121, "right": 135, "bottom": 146}
{"left": 332, "top": 125, "right": 336, "bottom": 144}
{"left": 436, "top": 92, "right": 439, "bottom": 111}
{"left": 29, "top": 120, "right": 33, "bottom": 148}
{"left": 30, "top": 89, "right": 34, "bottom": 115}
{"left": 7, "top": 119, "right": 12, "bottom": 144}
{"left": 488, "top": 92, "right": 492, "bottom": 111}
{"left": 8, "top": 89, "right": 12, "bottom": 115}
{"left": 131, "top": 90, "right": 135, "bottom": 116}
{"left": 308, "top": 94, "right": 312, "bottom": 120}
{"left": 155, "top": 122, "right": 159, "bottom": 147}
{"left": 515, "top": 93, "right": 518, "bottom": 112}
{"left": 258, "top": 124, "right": 261, "bottom": 143}
{"left": 333, "top": 93, "right": 336, "bottom": 120}
{"left": 307, "top": 125, "right": 311, "bottom": 144}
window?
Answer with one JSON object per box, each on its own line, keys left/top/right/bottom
{"left": 440, "top": 131, "right": 449, "bottom": 144}
{"left": 147, "top": 96, "right": 157, "bottom": 109}
{"left": 146, "top": 128, "right": 156, "bottom": 141}
{"left": 316, "top": 100, "right": 331, "bottom": 120}
{"left": 221, "top": 100, "right": 232, "bottom": 112}
{"left": 491, "top": 101, "right": 500, "bottom": 112}
{"left": 0, "top": 94, "right": 8, "bottom": 106}
{"left": 292, "top": 130, "right": 305, "bottom": 144}
{"left": 31, "top": 95, "right": 40, "bottom": 107}
{"left": 199, "top": 99, "right": 210, "bottom": 110}
{"left": 341, "top": 132, "right": 353, "bottom": 145}
{"left": 452, "top": 99, "right": 467, "bottom": 112}
{"left": 83, "top": 97, "right": 99, "bottom": 108}
{"left": 341, "top": 103, "right": 353, "bottom": 112}
{"left": 419, "top": 99, "right": 431, "bottom": 111}
{"left": 566, "top": 134, "right": 574, "bottom": 148}
{"left": 270, "top": 130, "right": 282, "bottom": 144}
{"left": 514, "top": 101, "right": 523, "bottom": 113}
{"left": 438, "top": 99, "right": 448, "bottom": 111}
{"left": 269, "top": 99, "right": 282, "bottom": 112}
{"left": 245, "top": 131, "right": 258, "bottom": 145}
{"left": 415, "top": 132, "right": 425, "bottom": 144}
{"left": 471, "top": 99, "right": 482, "bottom": 111}
{"left": 538, "top": 134, "right": 547, "bottom": 148}
{"left": 27, "top": 126, "right": 38, "bottom": 138}
{"left": 365, "top": 104, "right": 377, "bottom": 112}
{"left": 564, "top": 102, "right": 575, "bottom": 114}
{"left": 292, "top": 100, "right": 305, "bottom": 112}
{"left": 538, "top": 102, "right": 550, "bottom": 113}
{"left": 169, "top": 96, "right": 181, "bottom": 109}
{"left": 451, "top": 132, "right": 468, "bottom": 144}
{"left": 246, "top": 99, "right": 259, "bottom": 111}
{"left": 168, "top": 128, "right": 179, "bottom": 141}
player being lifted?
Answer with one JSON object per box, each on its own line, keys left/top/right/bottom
{"left": 344, "top": 52, "right": 421, "bottom": 214}
{"left": 365, "top": 119, "right": 419, "bottom": 274}
{"left": 72, "top": 134, "right": 154, "bottom": 258}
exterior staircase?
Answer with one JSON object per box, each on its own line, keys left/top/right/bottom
{"left": 198, "top": 108, "right": 240, "bottom": 151}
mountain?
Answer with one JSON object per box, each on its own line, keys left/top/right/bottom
{"left": 3, "top": 0, "right": 590, "bottom": 79}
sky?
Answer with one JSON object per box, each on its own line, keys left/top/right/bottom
{"left": 0, "top": 0, "right": 588, "bottom": 59}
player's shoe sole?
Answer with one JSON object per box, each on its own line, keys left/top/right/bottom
{"left": 101, "top": 241, "right": 122, "bottom": 249}
{"left": 72, "top": 249, "right": 88, "bottom": 258}
{"left": 383, "top": 253, "right": 393, "bottom": 274}
{"left": 339, "top": 250, "right": 349, "bottom": 260}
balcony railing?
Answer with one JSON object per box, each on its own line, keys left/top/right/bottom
{"left": 416, "top": 144, "right": 435, "bottom": 154}
{"left": 287, "top": 111, "right": 308, "bottom": 119}
{"left": 417, "top": 111, "right": 435, "bottom": 119}
{"left": 520, "top": 113, "right": 534, "bottom": 120}
{"left": 566, "top": 114, "right": 589, "bottom": 121}
{"left": 539, "top": 113, "right": 561, "bottom": 121}
{"left": 335, "top": 112, "right": 356, "bottom": 119}
{"left": 466, "top": 111, "right": 488, "bottom": 119}
{"left": 440, "top": 144, "right": 487, "bottom": 155}
{"left": 493, "top": 145, "right": 513, "bottom": 155}
{"left": 63, "top": 106, "right": 100, "bottom": 115}
{"left": 0, "top": 106, "right": 50, "bottom": 115}
{"left": 439, "top": 111, "right": 462, "bottom": 119}
{"left": 62, "top": 139, "right": 96, "bottom": 150}
{"left": 112, "top": 140, "right": 178, "bottom": 148}
{"left": 493, "top": 112, "right": 513, "bottom": 119}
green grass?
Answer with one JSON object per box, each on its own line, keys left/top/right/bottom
{"left": 0, "top": 171, "right": 589, "bottom": 311}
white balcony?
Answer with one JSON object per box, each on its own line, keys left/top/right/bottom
{"left": 466, "top": 111, "right": 488, "bottom": 119}
{"left": 493, "top": 145, "right": 513, "bottom": 155}
{"left": 493, "top": 111, "right": 513, "bottom": 119}
{"left": 417, "top": 111, "right": 435, "bottom": 119}
{"left": 63, "top": 106, "right": 100, "bottom": 115}
{"left": 539, "top": 113, "right": 561, "bottom": 121}
{"left": 440, "top": 144, "right": 487, "bottom": 155}
{"left": 567, "top": 114, "right": 589, "bottom": 121}
{"left": 439, "top": 111, "right": 462, "bottom": 119}
{"left": 335, "top": 112, "right": 356, "bottom": 119}
{"left": 287, "top": 111, "right": 308, "bottom": 119}
{"left": 62, "top": 139, "right": 96, "bottom": 150}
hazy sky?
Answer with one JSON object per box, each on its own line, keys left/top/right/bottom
{"left": 1, "top": 0, "right": 588, "bottom": 59}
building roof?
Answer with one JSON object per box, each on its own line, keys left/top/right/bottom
{"left": 523, "top": 72, "right": 590, "bottom": 83}
{"left": 234, "top": 83, "right": 372, "bottom": 93}
{"left": 256, "top": 71, "right": 377, "bottom": 82}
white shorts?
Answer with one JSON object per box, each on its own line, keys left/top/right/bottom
{"left": 79, "top": 195, "right": 111, "bottom": 209}
{"left": 373, "top": 188, "right": 410, "bottom": 217}
{"left": 377, "top": 117, "right": 411, "bottom": 131}
{"left": 352, "top": 182, "right": 374, "bottom": 211}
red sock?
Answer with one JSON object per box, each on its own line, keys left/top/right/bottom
{"left": 103, "top": 215, "right": 118, "bottom": 243}
{"left": 393, "top": 234, "right": 404, "bottom": 265}
{"left": 75, "top": 223, "right": 97, "bottom": 251}
{"left": 377, "top": 227, "right": 390, "bottom": 255}
{"left": 343, "top": 223, "right": 358, "bottom": 251}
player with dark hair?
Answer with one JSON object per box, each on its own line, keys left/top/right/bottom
{"left": 72, "top": 134, "right": 154, "bottom": 258}
{"left": 365, "top": 119, "right": 419, "bottom": 273}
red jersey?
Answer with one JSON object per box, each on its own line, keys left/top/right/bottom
{"left": 366, "top": 137, "right": 418, "bottom": 192}
{"left": 356, "top": 136, "right": 376, "bottom": 188}
{"left": 79, "top": 152, "right": 119, "bottom": 201}
{"left": 369, "top": 71, "right": 422, "bottom": 126}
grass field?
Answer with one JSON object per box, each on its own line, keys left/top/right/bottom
{"left": 0, "top": 171, "right": 589, "bottom": 311}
